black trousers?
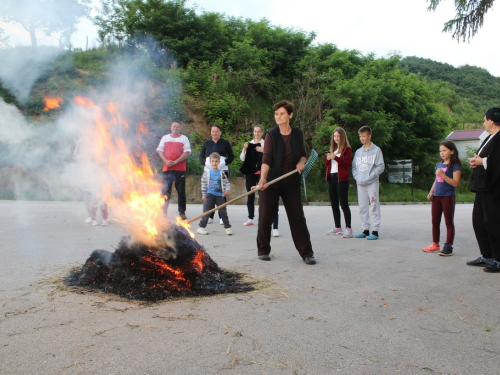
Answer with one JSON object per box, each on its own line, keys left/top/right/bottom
{"left": 162, "top": 170, "right": 186, "bottom": 214}
{"left": 257, "top": 183, "right": 313, "bottom": 259}
{"left": 472, "top": 191, "right": 500, "bottom": 260}
{"left": 246, "top": 173, "right": 279, "bottom": 228}
{"left": 328, "top": 173, "right": 351, "bottom": 228}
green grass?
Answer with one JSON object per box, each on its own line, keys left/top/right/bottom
{"left": 301, "top": 176, "right": 474, "bottom": 204}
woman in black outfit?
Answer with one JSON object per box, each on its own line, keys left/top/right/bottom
{"left": 467, "top": 108, "right": 500, "bottom": 273}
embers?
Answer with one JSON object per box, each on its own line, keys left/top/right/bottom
{"left": 65, "top": 225, "right": 253, "bottom": 301}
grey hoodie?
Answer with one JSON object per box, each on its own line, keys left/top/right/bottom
{"left": 352, "top": 143, "right": 385, "bottom": 186}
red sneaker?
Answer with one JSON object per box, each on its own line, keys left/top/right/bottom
{"left": 422, "top": 244, "right": 440, "bottom": 252}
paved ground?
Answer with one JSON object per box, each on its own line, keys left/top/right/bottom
{"left": 1, "top": 200, "right": 499, "bottom": 375}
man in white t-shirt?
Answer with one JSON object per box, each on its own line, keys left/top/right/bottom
{"left": 157, "top": 121, "right": 191, "bottom": 219}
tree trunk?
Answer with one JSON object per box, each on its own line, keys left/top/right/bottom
{"left": 29, "top": 19, "right": 37, "bottom": 48}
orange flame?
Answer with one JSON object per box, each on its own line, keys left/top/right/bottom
{"left": 73, "top": 96, "right": 167, "bottom": 246}
{"left": 141, "top": 255, "right": 191, "bottom": 289}
{"left": 43, "top": 96, "right": 63, "bottom": 111}
{"left": 176, "top": 217, "right": 195, "bottom": 238}
{"left": 192, "top": 251, "right": 205, "bottom": 273}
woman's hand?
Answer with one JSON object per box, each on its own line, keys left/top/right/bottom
{"left": 436, "top": 168, "right": 445, "bottom": 178}
{"left": 469, "top": 153, "right": 483, "bottom": 168}
{"left": 243, "top": 142, "right": 249, "bottom": 151}
{"left": 223, "top": 190, "right": 230, "bottom": 197}
{"left": 256, "top": 177, "right": 267, "bottom": 191}
{"left": 202, "top": 194, "right": 206, "bottom": 202}
{"left": 296, "top": 161, "right": 306, "bottom": 174}
{"left": 427, "top": 191, "right": 433, "bottom": 200}
{"left": 255, "top": 146, "right": 263, "bottom": 153}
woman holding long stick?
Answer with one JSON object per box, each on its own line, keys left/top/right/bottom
{"left": 256, "top": 101, "right": 316, "bottom": 264}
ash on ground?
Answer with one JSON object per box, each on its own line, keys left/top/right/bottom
{"left": 65, "top": 225, "right": 254, "bottom": 302}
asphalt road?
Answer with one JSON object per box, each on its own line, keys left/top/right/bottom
{"left": 1, "top": 200, "right": 499, "bottom": 375}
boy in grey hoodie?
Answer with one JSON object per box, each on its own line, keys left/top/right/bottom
{"left": 352, "top": 126, "right": 385, "bottom": 240}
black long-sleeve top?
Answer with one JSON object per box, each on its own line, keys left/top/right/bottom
{"left": 199, "top": 138, "right": 235, "bottom": 166}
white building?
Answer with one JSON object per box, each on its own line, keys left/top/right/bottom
{"left": 446, "top": 129, "right": 488, "bottom": 159}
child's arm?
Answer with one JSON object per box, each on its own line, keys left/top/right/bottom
{"left": 374, "top": 149, "right": 385, "bottom": 176}
{"left": 201, "top": 172, "right": 208, "bottom": 197}
{"left": 352, "top": 153, "right": 358, "bottom": 180}
{"left": 436, "top": 168, "right": 461, "bottom": 188}
{"left": 223, "top": 173, "right": 231, "bottom": 195}
{"left": 427, "top": 181, "right": 436, "bottom": 200}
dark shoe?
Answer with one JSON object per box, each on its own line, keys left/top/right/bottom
{"left": 466, "top": 257, "right": 487, "bottom": 266}
{"left": 258, "top": 255, "right": 271, "bottom": 261}
{"left": 304, "top": 256, "right": 316, "bottom": 265}
{"left": 179, "top": 212, "right": 187, "bottom": 220}
{"left": 438, "top": 243, "right": 453, "bottom": 256}
{"left": 483, "top": 264, "right": 500, "bottom": 273}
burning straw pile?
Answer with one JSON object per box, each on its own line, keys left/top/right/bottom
{"left": 65, "top": 225, "right": 254, "bottom": 302}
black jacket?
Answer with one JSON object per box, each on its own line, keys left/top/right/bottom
{"left": 199, "top": 138, "right": 235, "bottom": 165}
{"left": 471, "top": 133, "right": 500, "bottom": 197}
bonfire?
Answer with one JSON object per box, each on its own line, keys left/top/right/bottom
{"left": 61, "top": 96, "right": 253, "bottom": 301}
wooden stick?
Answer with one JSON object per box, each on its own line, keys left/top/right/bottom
{"left": 186, "top": 169, "right": 298, "bottom": 224}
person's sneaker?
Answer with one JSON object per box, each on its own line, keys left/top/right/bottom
{"left": 327, "top": 227, "right": 343, "bottom": 235}
{"left": 366, "top": 234, "right": 379, "bottom": 240}
{"left": 272, "top": 229, "right": 280, "bottom": 237}
{"left": 467, "top": 257, "right": 488, "bottom": 266}
{"left": 225, "top": 228, "right": 233, "bottom": 235}
{"left": 220, "top": 218, "right": 224, "bottom": 225}
{"left": 355, "top": 232, "right": 367, "bottom": 238}
{"left": 92, "top": 220, "right": 99, "bottom": 226}
{"left": 102, "top": 220, "right": 109, "bottom": 226}
{"left": 258, "top": 254, "right": 271, "bottom": 261}
{"left": 438, "top": 243, "right": 453, "bottom": 256}
{"left": 197, "top": 227, "right": 209, "bottom": 235}
{"left": 85, "top": 217, "right": 92, "bottom": 224}
{"left": 422, "top": 244, "right": 440, "bottom": 252}
{"left": 483, "top": 261, "right": 500, "bottom": 273}
{"left": 342, "top": 228, "right": 353, "bottom": 238}
{"left": 304, "top": 256, "right": 316, "bottom": 265}
{"left": 243, "top": 219, "right": 254, "bottom": 226}
{"left": 179, "top": 212, "right": 187, "bottom": 220}
{"left": 207, "top": 218, "right": 213, "bottom": 224}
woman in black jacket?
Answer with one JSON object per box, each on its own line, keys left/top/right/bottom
{"left": 467, "top": 108, "right": 500, "bottom": 272}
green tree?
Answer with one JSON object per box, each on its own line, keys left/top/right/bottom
{"left": 428, "top": 0, "right": 495, "bottom": 41}
{"left": 310, "top": 54, "right": 452, "bottom": 175}
{"left": 95, "top": 0, "right": 229, "bottom": 67}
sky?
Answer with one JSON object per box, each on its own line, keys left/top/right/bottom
{"left": 1, "top": 0, "right": 500, "bottom": 77}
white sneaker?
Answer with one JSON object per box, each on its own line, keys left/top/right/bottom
{"left": 197, "top": 227, "right": 208, "bottom": 235}
{"left": 102, "top": 220, "right": 109, "bottom": 226}
{"left": 207, "top": 218, "right": 213, "bottom": 224}
{"left": 220, "top": 218, "right": 224, "bottom": 225}
{"left": 225, "top": 228, "right": 233, "bottom": 235}
{"left": 327, "top": 227, "right": 343, "bottom": 235}
{"left": 272, "top": 229, "right": 279, "bottom": 237}
{"left": 243, "top": 219, "right": 254, "bottom": 226}
{"left": 85, "top": 217, "right": 92, "bottom": 224}
{"left": 92, "top": 220, "right": 99, "bottom": 226}
{"left": 342, "top": 228, "right": 353, "bottom": 238}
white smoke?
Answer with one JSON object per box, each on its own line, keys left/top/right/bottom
{"left": 0, "top": 47, "right": 63, "bottom": 103}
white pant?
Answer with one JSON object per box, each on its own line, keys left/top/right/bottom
{"left": 357, "top": 182, "right": 381, "bottom": 231}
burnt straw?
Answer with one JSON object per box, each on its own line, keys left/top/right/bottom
{"left": 65, "top": 225, "right": 254, "bottom": 302}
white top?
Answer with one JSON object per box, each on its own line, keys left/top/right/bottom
{"left": 477, "top": 132, "right": 497, "bottom": 170}
{"left": 329, "top": 151, "right": 341, "bottom": 174}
